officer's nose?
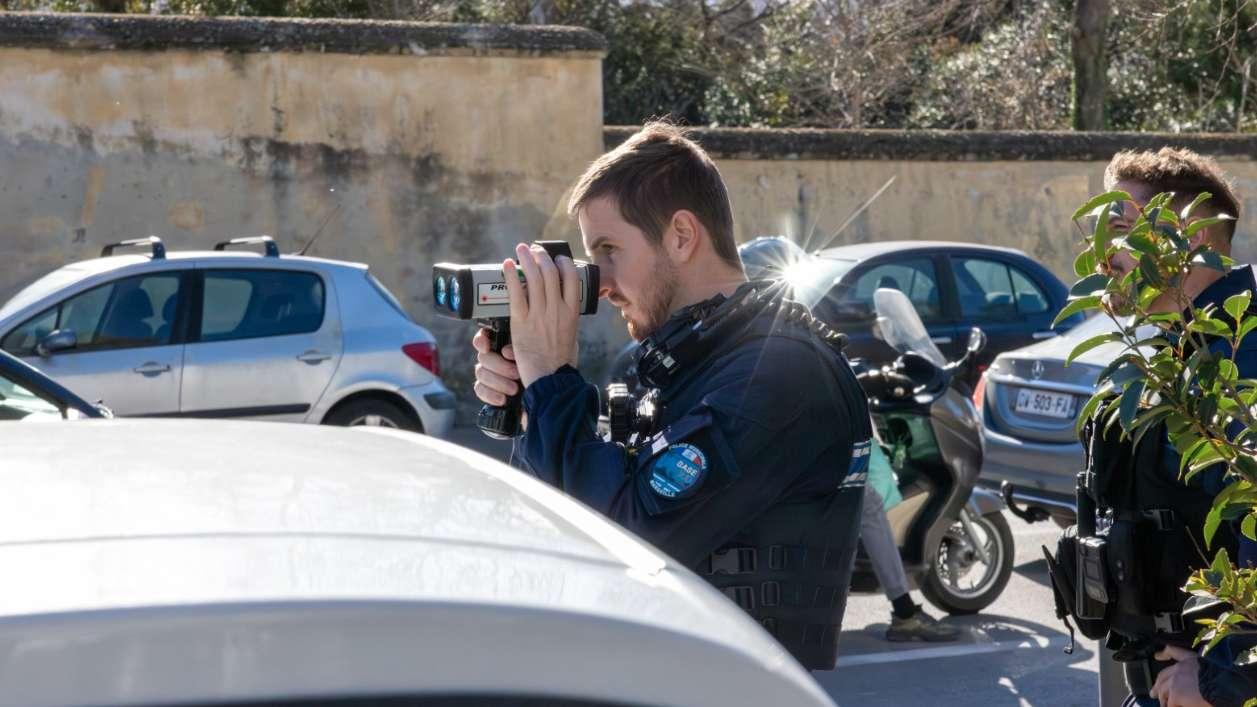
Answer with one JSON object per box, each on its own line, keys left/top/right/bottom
{"left": 598, "top": 269, "right": 615, "bottom": 300}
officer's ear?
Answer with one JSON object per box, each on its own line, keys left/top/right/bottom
{"left": 663, "top": 209, "right": 703, "bottom": 266}
{"left": 1186, "top": 215, "right": 1233, "bottom": 256}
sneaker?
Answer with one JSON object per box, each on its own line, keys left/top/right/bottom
{"left": 885, "top": 611, "right": 961, "bottom": 642}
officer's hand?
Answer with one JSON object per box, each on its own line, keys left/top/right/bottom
{"left": 472, "top": 328, "right": 520, "bottom": 407}
{"left": 1152, "top": 645, "right": 1212, "bottom": 707}
{"left": 501, "top": 243, "right": 581, "bottom": 388}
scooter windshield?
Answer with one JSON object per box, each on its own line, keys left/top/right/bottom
{"left": 873, "top": 287, "right": 947, "bottom": 369}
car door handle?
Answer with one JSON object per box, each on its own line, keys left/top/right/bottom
{"left": 1032, "top": 330, "right": 1058, "bottom": 340}
{"left": 133, "top": 362, "right": 171, "bottom": 375}
{"left": 931, "top": 336, "right": 953, "bottom": 345}
{"left": 297, "top": 350, "right": 333, "bottom": 364}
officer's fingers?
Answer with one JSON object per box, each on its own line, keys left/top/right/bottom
{"left": 473, "top": 381, "right": 507, "bottom": 407}
{"left": 515, "top": 244, "right": 545, "bottom": 313}
{"left": 475, "top": 363, "right": 520, "bottom": 397}
{"left": 1150, "top": 668, "right": 1174, "bottom": 705}
{"left": 531, "top": 245, "right": 563, "bottom": 312}
{"left": 476, "top": 349, "right": 519, "bottom": 380}
{"left": 557, "top": 255, "right": 580, "bottom": 312}
{"left": 472, "top": 327, "right": 491, "bottom": 354}
{"left": 501, "top": 344, "right": 516, "bottom": 362}
{"left": 501, "top": 258, "right": 528, "bottom": 320}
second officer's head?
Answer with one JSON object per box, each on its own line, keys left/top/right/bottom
{"left": 1100, "top": 147, "right": 1241, "bottom": 278}
{"left": 568, "top": 122, "right": 745, "bottom": 341}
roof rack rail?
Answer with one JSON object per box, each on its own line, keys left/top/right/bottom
{"left": 214, "top": 236, "right": 280, "bottom": 258}
{"left": 101, "top": 236, "right": 166, "bottom": 259}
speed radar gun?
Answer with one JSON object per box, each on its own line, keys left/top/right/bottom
{"left": 432, "top": 240, "right": 600, "bottom": 440}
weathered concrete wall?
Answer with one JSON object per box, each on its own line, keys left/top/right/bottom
{"left": 3, "top": 14, "right": 1257, "bottom": 424}
{"left": 721, "top": 158, "right": 1257, "bottom": 278}
{"left": 608, "top": 128, "right": 1257, "bottom": 281}
{"left": 0, "top": 14, "right": 611, "bottom": 417}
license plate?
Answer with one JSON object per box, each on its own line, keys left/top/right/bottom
{"left": 1014, "top": 388, "right": 1076, "bottom": 419}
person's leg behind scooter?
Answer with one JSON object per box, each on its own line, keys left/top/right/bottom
{"left": 860, "top": 483, "right": 960, "bottom": 642}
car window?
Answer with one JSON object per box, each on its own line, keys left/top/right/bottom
{"left": 59, "top": 284, "right": 113, "bottom": 344}
{"left": 843, "top": 258, "right": 943, "bottom": 321}
{"left": 1009, "top": 267, "right": 1050, "bottom": 315}
{"left": 0, "top": 373, "right": 61, "bottom": 420}
{"left": 202, "top": 275, "right": 254, "bottom": 338}
{"left": 953, "top": 257, "right": 1017, "bottom": 322}
{"left": 1, "top": 274, "right": 182, "bottom": 355}
{"left": 200, "top": 269, "right": 325, "bottom": 342}
{"left": 1, "top": 307, "right": 57, "bottom": 356}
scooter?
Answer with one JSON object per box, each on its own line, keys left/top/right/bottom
{"left": 850, "top": 288, "right": 1015, "bottom": 615}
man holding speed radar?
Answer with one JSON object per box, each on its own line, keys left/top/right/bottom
{"left": 470, "top": 122, "right": 873, "bottom": 670}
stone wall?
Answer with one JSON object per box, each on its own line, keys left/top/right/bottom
{"left": 607, "top": 127, "right": 1257, "bottom": 280}
{"left": 2, "top": 12, "right": 1256, "bottom": 424}
{"left": 0, "top": 13, "right": 610, "bottom": 416}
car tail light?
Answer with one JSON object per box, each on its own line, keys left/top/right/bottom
{"left": 403, "top": 342, "right": 440, "bottom": 376}
{"left": 973, "top": 369, "right": 987, "bottom": 410}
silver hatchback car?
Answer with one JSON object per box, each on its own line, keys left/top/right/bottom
{"left": 0, "top": 236, "right": 455, "bottom": 436}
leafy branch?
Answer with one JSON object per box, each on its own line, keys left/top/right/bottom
{"left": 1063, "top": 189, "right": 1257, "bottom": 667}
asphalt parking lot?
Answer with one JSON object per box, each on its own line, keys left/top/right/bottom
{"left": 449, "top": 424, "right": 1102, "bottom": 705}
{"left": 821, "top": 515, "right": 1098, "bottom": 706}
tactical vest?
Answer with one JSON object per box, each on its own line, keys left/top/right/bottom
{"left": 699, "top": 485, "right": 865, "bottom": 670}
{"left": 1046, "top": 412, "right": 1238, "bottom": 655}
{"left": 695, "top": 308, "right": 868, "bottom": 671}
{"left": 624, "top": 282, "right": 870, "bottom": 670}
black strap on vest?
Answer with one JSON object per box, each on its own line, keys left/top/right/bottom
{"left": 700, "top": 481, "right": 864, "bottom": 670}
{"left": 636, "top": 280, "right": 847, "bottom": 390}
{"left": 702, "top": 541, "right": 854, "bottom": 668}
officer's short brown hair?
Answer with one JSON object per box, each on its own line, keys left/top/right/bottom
{"left": 1103, "top": 147, "right": 1241, "bottom": 242}
{"left": 569, "top": 122, "right": 740, "bottom": 269}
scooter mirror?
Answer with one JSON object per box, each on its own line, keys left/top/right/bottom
{"left": 967, "top": 327, "right": 987, "bottom": 355}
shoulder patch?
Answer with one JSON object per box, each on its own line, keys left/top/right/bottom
{"left": 649, "top": 442, "right": 709, "bottom": 499}
{"left": 841, "top": 439, "right": 872, "bottom": 490}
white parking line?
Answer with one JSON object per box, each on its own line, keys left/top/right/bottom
{"left": 834, "top": 635, "right": 1064, "bottom": 668}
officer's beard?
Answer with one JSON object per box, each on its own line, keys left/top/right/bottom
{"left": 625, "top": 252, "right": 680, "bottom": 342}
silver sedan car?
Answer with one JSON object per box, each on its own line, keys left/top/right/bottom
{"left": 0, "top": 236, "right": 455, "bottom": 436}
{"left": 976, "top": 314, "right": 1137, "bottom": 525}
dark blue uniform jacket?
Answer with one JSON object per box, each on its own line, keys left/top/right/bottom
{"left": 514, "top": 290, "right": 871, "bottom": 569}
{"left": 1167, "top": 264, "right": 1257, "bottom": 705}
{"left": 1166, "top": 265, "right": 1257, "bottom": 564}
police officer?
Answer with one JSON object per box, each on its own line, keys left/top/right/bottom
{"left": 1095, "top": 147, "right": 1257, "bottom": 706}
{"left": 739, "top": 236, "right": 959, "bottom": 644}
{"left": 472, "top": 122, "right": 872, "bottom": 670}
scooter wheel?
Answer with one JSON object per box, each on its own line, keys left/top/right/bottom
{"left": 921, "top": 511, "right": 1014, "bottom": 615}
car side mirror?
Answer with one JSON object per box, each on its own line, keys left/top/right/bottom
{"left": 967, "top": 327, "right": 987, "bottom": 355}
{"left": 36, "top": 329, "right": 77, "bottom": 358}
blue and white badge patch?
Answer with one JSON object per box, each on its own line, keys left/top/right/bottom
{"left": 841, "top": 439, "right": 872, "bottom": 489}
{"left": 649, "top": 442, "right": 709, "bottom": 499}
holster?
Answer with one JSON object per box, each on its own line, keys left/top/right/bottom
{"left": 1042, "top": 525, "right": 1109, "bottom": 641}
{"left": 1076, "top": 534, "right": 1112, "bottom": 618}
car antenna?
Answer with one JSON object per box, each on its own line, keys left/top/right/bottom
{"left": 809, "top": 175, "right": 896, "bottom": 255}
{"left": 296, "top": 204, "right": 342, "bottom": 256}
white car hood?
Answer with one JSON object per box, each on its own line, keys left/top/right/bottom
{"left": 0, "top": 420, "right": 833, "bottom": 707}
